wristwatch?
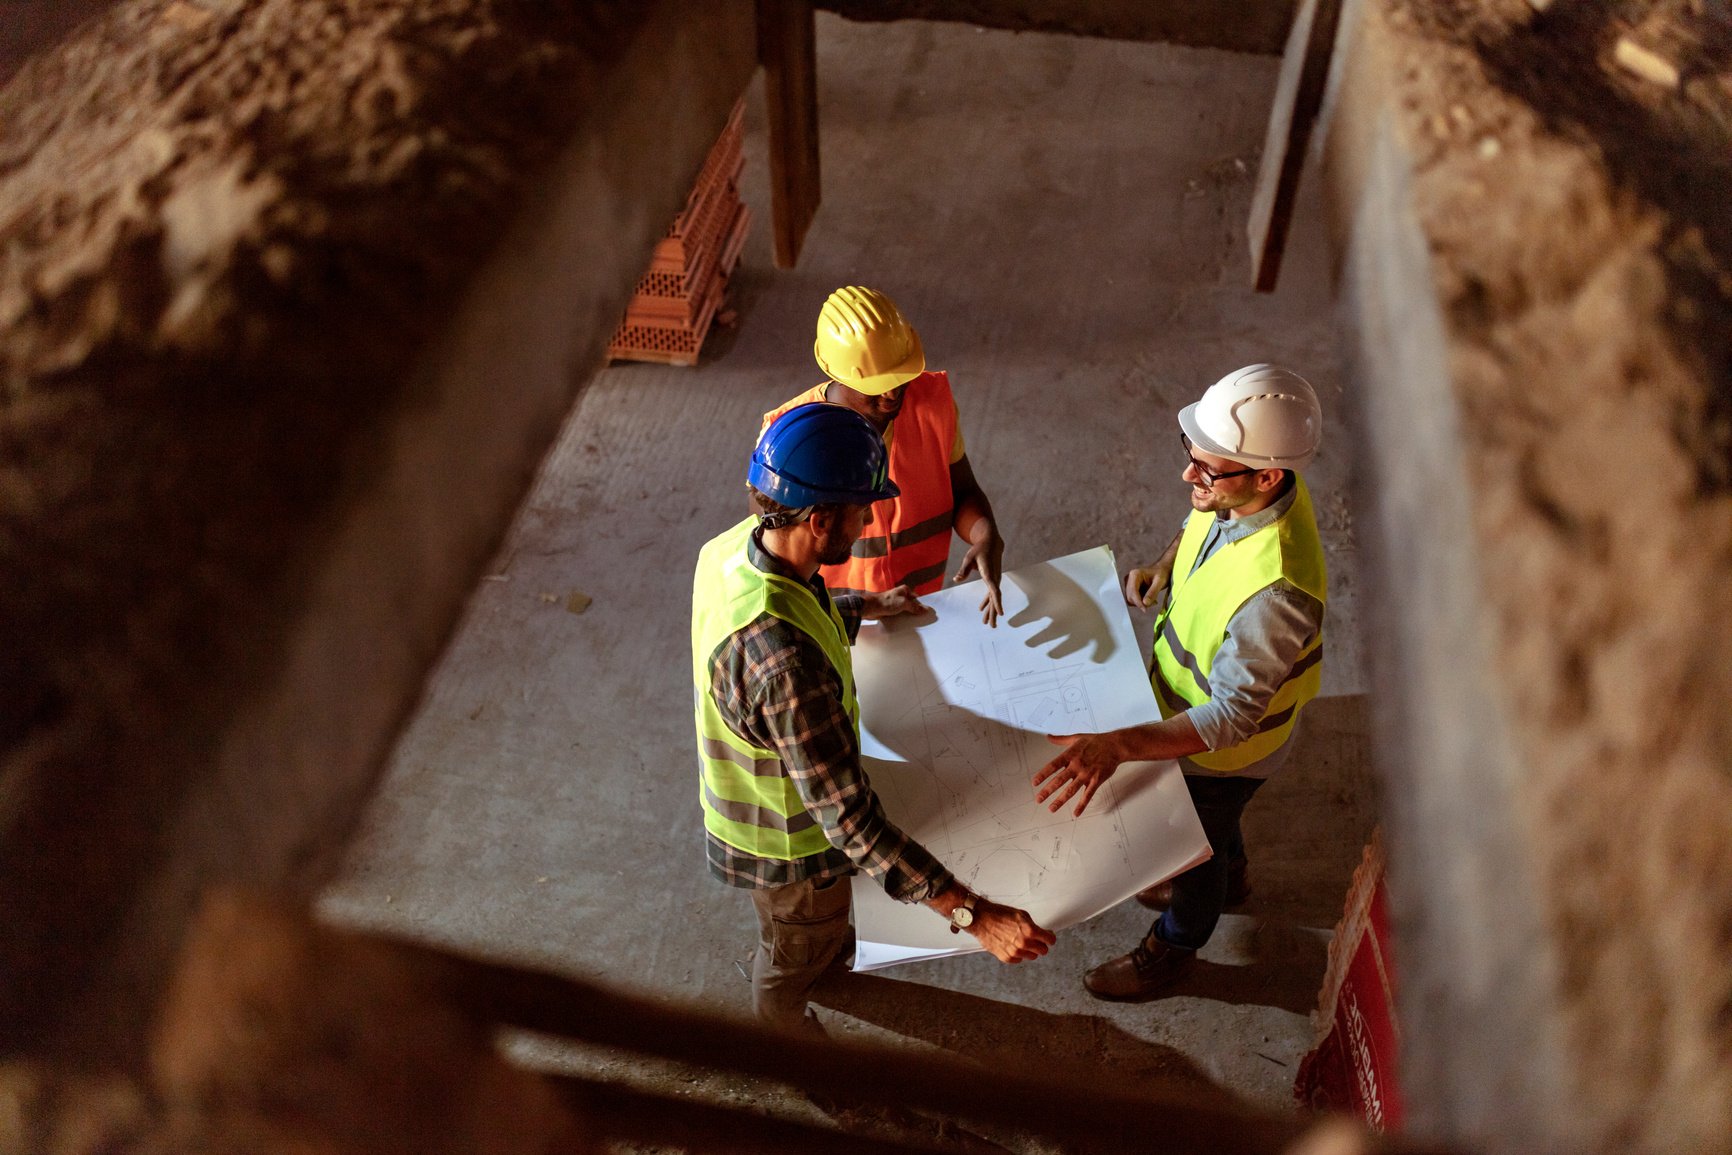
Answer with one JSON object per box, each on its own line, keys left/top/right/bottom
{"left": 948, "top": 892, "right": 977, "bottom": 934}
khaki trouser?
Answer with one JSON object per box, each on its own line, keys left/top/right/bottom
{"left": 749, "top": 874, "right": 853, "bottom": 1032}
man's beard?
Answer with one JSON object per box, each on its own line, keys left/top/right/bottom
{"left": 1190, "top": 485, "right": 1253, "bottom": 515}
{"left": 817, "top": 534, "right": 856, "bottom": 567}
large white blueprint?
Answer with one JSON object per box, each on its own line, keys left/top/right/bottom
{"left": 849, "top": 546, "right": 1210, "bottom": 971}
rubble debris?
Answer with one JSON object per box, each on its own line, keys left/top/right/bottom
{"left": 1613, "top": 37, "right": 1682, "bottom": 89}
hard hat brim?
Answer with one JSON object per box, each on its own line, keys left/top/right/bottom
{"left": 1178, "top": 402, "right": 1243, "bottom": 463}
{"left": 1178, "top": 402, "right": 1315, "bottom": 470}
{"left": 748, "top": 402, "right": 903, "bottom": 508}
{"left": 748, "top": 465, "right": 901, "bottom": 508}
{"left": 813, "top": 328, "right": 926, "bottom": 397}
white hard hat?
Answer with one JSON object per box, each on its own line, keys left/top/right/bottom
{"left": 1178, "top": 364, "right": 1322, "bottom": 470}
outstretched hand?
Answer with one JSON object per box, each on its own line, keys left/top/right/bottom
{"left": 1034, "top": 732, "right": 1125, "bottom": 816}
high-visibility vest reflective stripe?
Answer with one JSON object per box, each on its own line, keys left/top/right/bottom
{"left": 692, "top": 516, "right": 856, "bottom": 860}
{"left": 761, "top": 371, "right": 958, "bottom": 597}
{"left": 1151, "top": 478, "right": 1327, "bottom": 773}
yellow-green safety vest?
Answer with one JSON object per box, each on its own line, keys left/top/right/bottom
{"left": 692, "top": 516, "right": 857, "bottom": 861}
{"left": 1151, "top": 478, "right": 1327, "bottom": 773}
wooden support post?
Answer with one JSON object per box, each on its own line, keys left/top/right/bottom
{"left": 758, "top": 0, "right": 821, "bottom": 268}
{"left": 1247, "top": 0, "right": 1345, "bottom": 292}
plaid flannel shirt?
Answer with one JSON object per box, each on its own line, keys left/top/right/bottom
{"left": 702, "top": 531, "right": 955, "bottom": 903}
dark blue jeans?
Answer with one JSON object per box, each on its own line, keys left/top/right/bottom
{"left": 1153, "top": 773, "right": 1264, "bottom": 950}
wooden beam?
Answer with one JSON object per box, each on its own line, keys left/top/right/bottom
{"left": 1247, "top": 0, "right": 1345, "bottom": 292}
{"left": 758, "top": 0, "right": 821, "bottom": 268}
{"left": 131, "top": 894, "right": 1433, "bottom": 1155}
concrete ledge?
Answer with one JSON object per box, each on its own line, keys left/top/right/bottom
{"left": 817, "top": 0, "right": 1299, "bottom": 55}
{"left": 1322, "top": 0, "right": 1732, "bottom": 1149}
{"left": 0, "top": 0, "right": 755, "bottom": 1059}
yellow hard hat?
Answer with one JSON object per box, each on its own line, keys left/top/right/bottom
{"left": 813, "top": 286, "right": 925, "bottom": 396}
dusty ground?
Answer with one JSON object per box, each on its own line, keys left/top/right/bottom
{"left": 0, "top": 0, "right": 640, "bottom": 757}
{"left": 0, "top": 0, "right": 679, "bottom": 1051}
{"left": 1367, "top": 0, "right": 1732, "bottom": 1147}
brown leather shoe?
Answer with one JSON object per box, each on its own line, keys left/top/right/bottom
{"left": 1083, "top": 935, "right": 1196, "bottom": 1001}
{"left": 1134, "top": 858, "right": 1251, "bottom": 911}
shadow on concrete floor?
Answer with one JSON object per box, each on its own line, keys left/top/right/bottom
{"left": 1240, "top": 692, "right": 1380, "bottom": 929}
{"left": 1180, "top": 917, "right": 1328, "bottom": 1016}
{"left": 810, "top": 970, "right": 1241, "bottom": 1107}
{"left": 804, "top": 694, "right": 1377, "bottom": 1089}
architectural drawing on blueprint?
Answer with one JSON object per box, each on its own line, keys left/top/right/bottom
{"left": 890, "top": 656, "right": 1134, "bottom": 899}
{"left": 850, "top": 547, "right": 1210, "bottom": 971}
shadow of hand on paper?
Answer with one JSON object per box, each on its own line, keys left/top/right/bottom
{"left": 1003, "top": 564, "right": 1116, "bottom": 664}
{"left": 853, "top": 617, "right": 1053, "bottom": 822}
{"left": 811, "top": 970, "right": 1237, "bottom": 1106}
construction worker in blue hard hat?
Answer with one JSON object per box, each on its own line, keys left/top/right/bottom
{"left": 1032, "top": 365, "right": 1328, "bottom": 1002}
{"left": 693, "top": 403, "right": 1055, "bottom": 1035}
{"left": 761, "top": 286, "right": 1008, "bottom": 626}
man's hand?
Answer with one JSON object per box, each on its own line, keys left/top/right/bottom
{"left": 968, "top": 900, "right": 1056, "bottom": 963}
{"left": 1122, "top": 564, "right": 1172, "bottom": 610}
{"left": 860, "top": 585, "right": 926, "bottom": 621}
{"left": 1034, "top": 732, "right": 1126, "bottom": 816}
{"left": 954, "top": 520, "right": 1005, "bottom": 627}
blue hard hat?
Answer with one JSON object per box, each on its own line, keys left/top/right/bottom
{"left": 748, "top": 403, "right": 901, "bottom": 508}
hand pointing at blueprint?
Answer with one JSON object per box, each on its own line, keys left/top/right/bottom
{"left": 1037, "top": 710, "right": 1212, "bottom": 817}
{"left": 1034, "top": 732, "right": 1124, "bottom": 816}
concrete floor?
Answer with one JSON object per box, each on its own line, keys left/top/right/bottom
{"left": 321, "top": 15, "right": 1376, "bottom": 1128}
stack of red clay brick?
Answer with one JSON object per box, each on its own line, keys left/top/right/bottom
{"left": 607, "top": 99, "right": 750, "bottom": 366}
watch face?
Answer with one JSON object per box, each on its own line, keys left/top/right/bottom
{"left": 952, "top": 905, "right": 974, "bottom": 928}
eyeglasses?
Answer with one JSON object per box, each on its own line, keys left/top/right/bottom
{"left": 1181, "top": 434, "right": 1259, "bottom": 485}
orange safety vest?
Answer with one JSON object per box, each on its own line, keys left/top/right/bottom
{"left": 760, "top": 371, "right": 958, "bottom": 598}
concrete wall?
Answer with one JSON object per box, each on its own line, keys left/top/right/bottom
{"left": 819, "top": 0, "right": 1298, "bottom": 54}
{"left": 0, "top": 0, "right": 757, "bottom": 1061}
{"left": 1322, "top": 0, "right": 1732, "bottom": 1151}
{"left": 1321, "top": 10, "right": 1576, "bottom": 1145}
{"left": 0, "top": 0, "right": 1294, "bottom": 93}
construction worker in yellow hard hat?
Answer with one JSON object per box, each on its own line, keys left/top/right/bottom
{"left": 760, "top": 286, "right": 1007, "bottom": 625}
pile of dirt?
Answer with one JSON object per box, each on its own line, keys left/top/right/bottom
{"left": 0, "top": 0, "right": 636, "bottom": 743}
{"left": 1370, "top": 0, "right": 1732, "bottom": 1146}
{"left": 0, "top": 0, "right": 636, "bottom": 1050}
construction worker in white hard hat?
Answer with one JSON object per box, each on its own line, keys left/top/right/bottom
{"left": 760, "top": 286, "right": 1008, "bottom": 625}
{"left": 1032, "top": 365, "right": 1329, "bottom": 1002}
